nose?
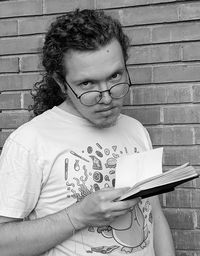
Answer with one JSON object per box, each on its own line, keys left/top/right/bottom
{"left": 98, "top": 82, "right": 112, "bottom": 104}
{"left": 100, "top": 90, "right": 112, "bottom": 104}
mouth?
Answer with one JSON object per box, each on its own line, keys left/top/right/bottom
{"left": 96, "top": 107, "right": 113, "bottom": 113}
{"left": 95, "top": 105, "right": 116, "bottom": 113}
{"left": 95, "top": 106, "right": 118, "bottom": 118}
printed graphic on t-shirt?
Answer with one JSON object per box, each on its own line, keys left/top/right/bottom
{"left": 64, "top": 142, "right": 153, "bottom": 255}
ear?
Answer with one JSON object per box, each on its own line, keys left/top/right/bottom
{"left": 52, "top": 72, "right": 67, "bottom": 94}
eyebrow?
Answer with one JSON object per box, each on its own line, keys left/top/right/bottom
{"left": 108, "top": 68, "right": 125, "bottom": 78}
{"left": 72, "top": 67, "right": 126, "bottom": 85}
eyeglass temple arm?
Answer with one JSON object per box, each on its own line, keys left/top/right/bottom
{"left": 53, "top": 72, "right": 80, "bottom": 99}
{"left": 125, "top": 66, "right": 133, "bottom": 86}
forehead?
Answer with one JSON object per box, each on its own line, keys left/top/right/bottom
{"left": 63, "top": 40, "right": 125, "bottom": 82}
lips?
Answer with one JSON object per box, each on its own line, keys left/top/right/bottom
{"left": 95, "top": 107, "right": 118, "bottom": 119}
{"left": 96, "top": 106, "right": 114, "bottom": 113}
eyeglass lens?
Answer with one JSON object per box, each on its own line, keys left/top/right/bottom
{"left": 80, "top": 83, "right": 130, "bottom": 106}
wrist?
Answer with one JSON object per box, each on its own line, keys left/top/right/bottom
{"left": 65, "top": 208, "right": 77, "bottom": 233}
{"left": 65, "top": 203, "right": 86, "bottom": 231}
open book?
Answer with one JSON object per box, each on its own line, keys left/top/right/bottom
{"left": 115, "top": 148, "right": 199, "bottom": 201}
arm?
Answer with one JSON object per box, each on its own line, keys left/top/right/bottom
{"left": 0, "top": 187, "right": 138, "bottom": 256}
{"left": 0, "top": 209, "right": 75, "bottom": 256}
{"left": 149, "top": 196, "right": 175, "bottom": 256}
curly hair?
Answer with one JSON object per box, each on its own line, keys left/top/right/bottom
{"left": 30, "top": 9, "right": 130, "bottom": 116}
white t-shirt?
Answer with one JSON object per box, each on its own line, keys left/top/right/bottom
{"left": 0, "top": 107, "right": 155, "bottom": 256}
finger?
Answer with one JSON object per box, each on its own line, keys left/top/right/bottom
{"left": 124, "top": 197, "right": 140, "bottom": 206}
{"left": 104, "top": 208, "right": 133, "bottom": 223}
{"left": 100, "top": 187, "right": 131, "bottom": 201}
{"left": 109, "top": 197, "right": 140, "bottom": 212}
{"left": 110, "top": 209, "right": 131, "bottom": 218}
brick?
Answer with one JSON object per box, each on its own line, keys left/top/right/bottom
{"left": 0, "top": 93, "right": 21, "bottom": 109}
{"left": 96, "top": 0, "right": 138, "bottom": 9}
{"left": 196, "top": 210, "right": 200, "bottom": 229}
{"left": 122, "top": 106, "right": 161, "bottom": 125}
{"left": 193, "top": 84, "right": 200, "bottom": 102}
{"left": 163, "top": 105, "right": 200, "bottom": 124}
{"left": 124, "top": 27, "right": 151, "bottom": 46}
{"left": 97, "top": 0, "right": 135, "bottom": 9}
{"left": 176, "top": 251, "right": 200, "bottom": 256}
{"left": 165, "top": 189, "right": 200, "bottom": 208}
{"left": 96, "top": 0, "right": 178, "bottom": 9}
{"left": 128, "top": 44, "right": 181, "bottom": 64}
{"left": 194, "top": 127, "right": 200, "bottom": 144}
{"left": 182, "top": 42, "right": 200, "bottom": 61}
{"left": 19, "top": 15, "right": 56, "bottom": 35}
{"left": 0, "top": 0, "right": 42, "bottom": 18}
{"left": 44, "top": 0, "right": 94, "bottom": 14}
{"left": 111, "top": 5, "right": 179, "bottom": 26}
{"left": 20, "top": 55, "right": 43, "bottom": 72}
{"left": 128, "top": 66, "right": 152, "bottom": 84}
{"left": 165, "top": 84, "right": 192, "bottom": 103}
{"left": 0, "top": 35, "right": 44, "bottom": 55}
{"left": 0, "top": 111, "right": 31, "bottom": 129}
{"left": 164, "top": 146, "right": 200, "bottom": 165}
{"left": 153, "top": 64, "right": 200, "bottom": 83}
{"left": 104, "top": 10, "right": 121, "bottom": 22}
{"left": 180, "top": 3, "right": 200, "bottom": 21}
{"left": 152, "top": 22, "right": 200, "bottom": 43}
{"left": 163, "top": 208, "right": 197, "bottom": 230}
{"left": 0, "top": 57, "right": 19, "bottom": 73}
{"left": 132, "top": 84, "right": 192, "bottom": 105}
{"left": 0, "top": 73, "right": 41, "bottom": 92}
{"left": 23, "top": 92, "right": 33, "bottom": 110}
{"left": 178, "top": 179, "right": 196, "bottom": 189}
{"left": 147, "top": 126, "right": 194, "bottom": 146}
{"left": 0, "top": 20, "right": 18, "bottom": 37}
{"left": 173, "top": 230, "right": 200, "bottom": 250}
{"left": 195, "top": 175, "right": 200, "bottom": 191}
{"left": 0, "top": 131, "right": 11, "bottom": 148}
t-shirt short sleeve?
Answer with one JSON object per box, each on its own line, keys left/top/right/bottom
{"left": 143, "top": 127, "right": 153, "bottom": 150}
{"left": 0, "top": 137, "right": 43, "bottom": 218}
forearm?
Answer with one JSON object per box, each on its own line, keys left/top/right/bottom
{"left": 0, "top": 208, "right": 80, "bottom": 256}
{"left": 153, "top": 212, "right": 175, "bottom": 256}
{"left": 150, "top": 196, "right": 175, "bottom": 256}
{"left": 0, "top": 187, "right": 138, "bottom": 256}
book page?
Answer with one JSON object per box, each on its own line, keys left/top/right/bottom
{"left": 115, "top": 147, "right": 163, "bottom": 188}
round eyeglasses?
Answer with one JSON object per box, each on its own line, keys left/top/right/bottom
{"left": 66, "top": 82, "right": 130, "bottom": 106}
{"left": 63, "top": 68, "right": 132, "bottom": 106}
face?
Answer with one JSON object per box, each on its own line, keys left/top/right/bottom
{"left": 62, "top": 39, "right": 127, "bottom": 128}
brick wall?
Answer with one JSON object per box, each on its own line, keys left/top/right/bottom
{"left": 0, "top": 0, "right": 200, "bottom": 255}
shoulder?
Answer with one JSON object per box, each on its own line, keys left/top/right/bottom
{"left": 9, "top": 118, "right": 40, "bottom": 148}
{"left": 119, "top": 113, "right": 148, "bottom": 134}
{"left": 120, "top": 113, "right": 143, "bottom": 125}
{"left": 119, "top": 113, "right": 152, "bottom": 150}
{"left": 7, "top": 109, "right": 52, "bottom": 152}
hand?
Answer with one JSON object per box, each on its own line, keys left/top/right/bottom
{"left": 67, "top": 187, "right": 139, "bottom": 230}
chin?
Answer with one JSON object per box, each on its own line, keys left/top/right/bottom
{"left": 96, "top": 122, "right": 116, "bottom": 129}
{"left": 92, "top": 116, "right": 118, "bottom": 129}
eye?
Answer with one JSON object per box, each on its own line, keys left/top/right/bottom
{"left": 82, "top": 81, "right": 90, "bottom": 86}
{"left": 80, "top": 81, "right": 93, "bottom": 88}
{"left": 111, "top": 72, "right": 122, "bottom": 81}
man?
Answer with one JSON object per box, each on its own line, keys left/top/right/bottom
{"left": 0, "top": 9, "right": 175, "bottom": 256}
